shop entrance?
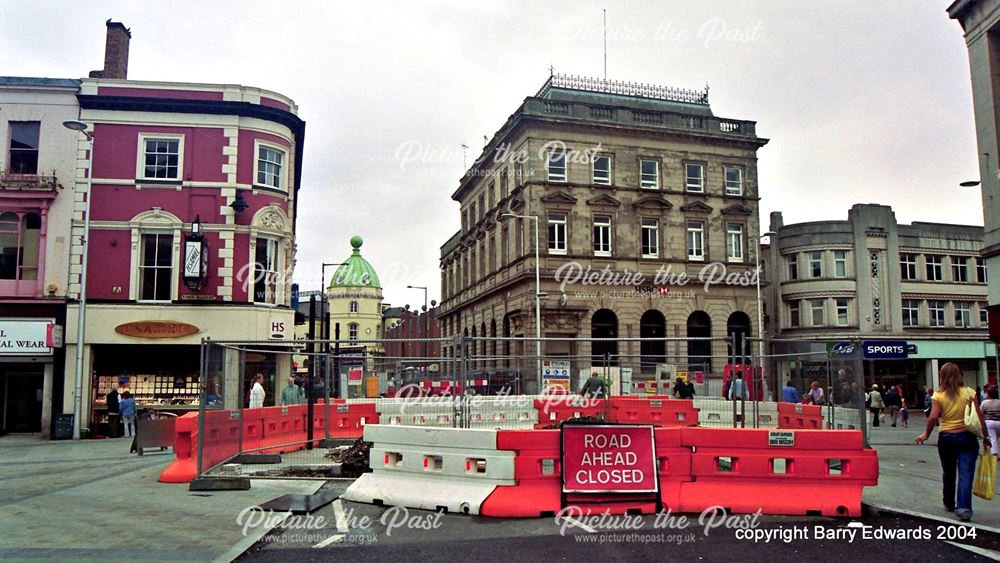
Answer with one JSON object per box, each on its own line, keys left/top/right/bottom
{"left": 2, "top": 367, "right": 43, "bottom": 433}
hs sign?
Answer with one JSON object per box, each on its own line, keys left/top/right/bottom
{"left": 270, "top": 320, "right": 286, "bottom": 340}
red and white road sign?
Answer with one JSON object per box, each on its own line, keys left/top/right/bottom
{"left": 561, "top": 425, "right": 657, "bottom": 493}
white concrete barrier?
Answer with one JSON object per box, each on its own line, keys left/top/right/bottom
{"left": 344, "top": 425, "right": 515, "bottom": 515}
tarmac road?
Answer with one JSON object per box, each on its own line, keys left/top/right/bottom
{"left": 239, "top": 491, "right": 1000, "bottom": 562}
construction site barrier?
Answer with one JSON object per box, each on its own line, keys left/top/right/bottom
{"left": 776, "top": 402, "right": 824, "bottom": 429}
{"left": 343, "top": 425, "right": 515, "bottom": 514}
{"left": 611, "top": 396, "right": 699, "bottom": 427}
{"left": 677, "top": 427, "right": 878, "bottom": 517}
{"left": 480, "top": 429, "right": 562, "bottom": 517}
{"left": 534, "top": 397, "right": 607, "bottom": 428}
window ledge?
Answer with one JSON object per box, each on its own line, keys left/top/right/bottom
{"left": 252, "top": 184, "right": 289, "bottom": 196}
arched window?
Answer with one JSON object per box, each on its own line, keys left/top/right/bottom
{"left": 687, "top": 311, "right": 712, "bottom": 372}
{"left": 640, "top": 309, "right": 666, "bottom": 374}
{"left": 727, "top": 311, "right": 752, "bottom": 361}
{"left": 349, "top": 300, "right": 359, "bottom": 313}
{"left": 591, "top": 309, "right": 619, "bottom": 366}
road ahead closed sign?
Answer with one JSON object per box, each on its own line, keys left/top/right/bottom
{"left": 562, "top": 425, "right": 657, "bottom": 493}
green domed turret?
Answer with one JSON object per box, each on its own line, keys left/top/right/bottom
{"left": 329, "top": 236, "right": 381, "bottom": 289}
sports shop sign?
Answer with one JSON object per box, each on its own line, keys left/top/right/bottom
{"left": 562, "top": 425, "right": 657, "bottom": 493}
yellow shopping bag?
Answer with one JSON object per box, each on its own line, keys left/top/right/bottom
{"left": 973, "top": 452, "right": 996, "bottom": 501}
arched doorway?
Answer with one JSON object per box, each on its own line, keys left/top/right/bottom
{"left": 686, "top": 311, "right": 712, "bottom": 372}
{"left": 591, "top": 309, "right": 619, "bottom": 366}
{"left": 640, "top": 310, "right": 666, "bottom": 375}
{"left": 727, "top": 311, "right": 752, "bottom": 362}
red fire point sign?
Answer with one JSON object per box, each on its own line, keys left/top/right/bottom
{"left": 562, "top": 425, "right": 658, "bottom": 493}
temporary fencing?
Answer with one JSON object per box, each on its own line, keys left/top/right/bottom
{"left": 346, "top": 423, "right": 879, "bottom": 518}
{"left": 344, "top": 425, "right": 516, "bottom": 515}
{"left": 164, "top": 336, "right": 873, "bottom": 486}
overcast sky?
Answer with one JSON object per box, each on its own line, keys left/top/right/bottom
{"left": 0, "top": 0, "right": 983, "bottom": 307}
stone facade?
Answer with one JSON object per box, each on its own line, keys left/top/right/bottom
{"left": 438, "top": 75, "right": 769, "bottom": 391}
{"left": 765, "top": 203, "right": 992, "bottom": 400}
{"left": 949, "top": 0, "right": 1000, "bottom": 335}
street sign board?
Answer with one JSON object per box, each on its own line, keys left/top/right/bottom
{"left": 862, "top": 340, "right": 909, "bottom": 360}
{"left": 542, "top": 359, "right": 571, "bottom": 392}
{"left": 562, "top": 425, "right": 657, "bottom": 493}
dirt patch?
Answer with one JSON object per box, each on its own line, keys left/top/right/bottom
{"left": 262, "top": 467, "right": 341, "bottom": 479}
{"left": 327, "top": 438, "right": 372, "bottom": 477}
{"left": 542, "top": 415, "right": 608, "bottom": 429}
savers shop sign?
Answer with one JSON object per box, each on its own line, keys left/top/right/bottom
{"left": 562, "top": 425, "right": 657, "bottom": 493}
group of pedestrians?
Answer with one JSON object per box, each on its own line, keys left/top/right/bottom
{"left": 780, "top": 380, "right": 826, "bottom": 405}
{"left": 104, "top": 388, "right": 137, "bottom": 438}
{"left": 866, "top": 384, "right": 907, "bottom": 427}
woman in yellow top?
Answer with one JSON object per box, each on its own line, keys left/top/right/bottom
{"left": 915, "top": 363, "right": 990, "bottom": 521}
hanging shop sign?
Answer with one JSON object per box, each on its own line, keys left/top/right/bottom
{"left": 115, "top": 321, "right": 200, "bottom": 339}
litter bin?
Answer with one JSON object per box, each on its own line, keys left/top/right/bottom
{"left": 53, "top": 414, "right": 74, "bottom": 440}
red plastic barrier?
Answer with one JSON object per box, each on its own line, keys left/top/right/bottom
{"left": 677, "top": 428, "right": 878, "bottom": 516}
{"left": 319, "top": 399, "right": 378, "bottom": 439}
{"left": 610, "top": 396, "right": 699, "bottom": 427}
{"left": 159, "top": 413, "right": 200, "bottom": 483}
{"left": 533, "top": 398, "right": 607, "bottom": 428}
{"left": 481, "top": 429, "right": 563, "bottom": 517}
{"left": 259, "top": 404, "right": 309, "bottom": 454}
{"left": 776, "top": 402, "right": 824, "bottom": 429}
{"left": 653, "top": 427, "right": 692, "bottom": 510}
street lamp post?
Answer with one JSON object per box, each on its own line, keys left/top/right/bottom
{"left": 756, "top": 230, "right": 777, "bottom": 400}
{"left": 63, "top": 120, "right": 94, "bottom": 440}
{"left": 501, "top": 213, "right": 541, "bottom": 392}
{"left": 406, "top": 285, "right": 429, "bottom": 362}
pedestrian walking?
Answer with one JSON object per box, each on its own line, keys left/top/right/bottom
{"left": 807, "top": 381, "right": 825, "bottom": 406}
{"left": 120, "top": 392, "right": 137, "bottom": 438}
{"left": 981, "top": 386, "right": 1000, "bottom": 457}
{"left": 782, "top": 380, "right": 800, "bottom": 403}
{"left": 106, "top": 388, "right": 120, "bottom": 438}
{"left": 915, "top": 363, "right": 990, "bottom": 522}
{"left": 867, "top": 384, "right": 884, "bottom": 427}
{"left": 249, "top": 374, "right": 266, "bottom": 408}
{"left": 281, "top": 377, "right": 302, "bottom": 405}
{"left": 673, "top": 377, "right": 695, "bottom": 399}
{"left": 900, "top": 402, "right": 909, "bottom": 428}
{"left": 580, "top": 373, "right": 606, "bottom": 399}
{"left": 884, "top": 386, "right": 902, "bottom": 427}
{"left": 728, "top": 372, "right": 748, "bottom": 401}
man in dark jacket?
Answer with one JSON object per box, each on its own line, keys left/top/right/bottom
{"left": 883, "top": 386, "right": 902, "bottom": 427}
{"left": 580, "top": 374, "right": 605, "bottom": 399}
{"left": 106, "top": 389, "right": 120, "bottom": 438}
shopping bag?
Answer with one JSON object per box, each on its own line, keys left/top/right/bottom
{"left": 965, "top": 398, "right": 985, "bottom": 439}
{"left": 973, "top": 451, "right": 996, "bottom": 501}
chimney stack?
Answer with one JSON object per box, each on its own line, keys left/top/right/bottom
{"left": 89, "top": 19, "right": 131, "bottom": 79}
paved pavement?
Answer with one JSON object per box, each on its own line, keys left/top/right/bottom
{"left": 4, "top": 414, "right": 1000, "bottom": 562}
{"left": 0, "top": 435, "right": 321, "bottom": 562}
{"left": 865, "top": 413, "right": 1000, "bottom": 530}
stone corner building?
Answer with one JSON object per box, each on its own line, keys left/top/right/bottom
{"left": 438, "top": 74, "right": 769, "bottom": 391}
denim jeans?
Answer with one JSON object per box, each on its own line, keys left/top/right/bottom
{"left": 937, "top": 431, "right": 979, "bottom": 517}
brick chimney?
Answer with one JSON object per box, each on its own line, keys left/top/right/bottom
{"left": 89, "top": 19, "right": 131, "bottom": 79}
